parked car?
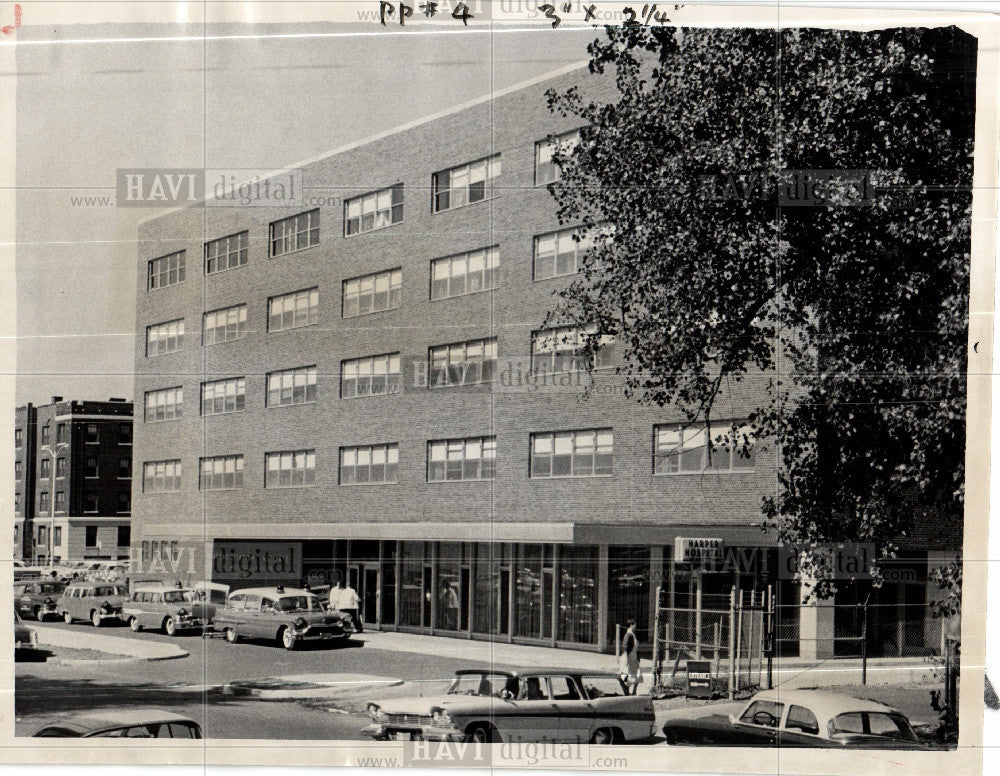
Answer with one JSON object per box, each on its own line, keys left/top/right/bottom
{"left": 14, "top": 580, "right": 68, "bottom": 621}
{"left": 122, "top": 583, "right": 216, "bottom": 635}
{"left": 212, "top": 586, "right": 354, "bottom": 649}
{"left": 55, "top": 582, "right": 128, "bottom": 626}
{"left": 32, "top": 710, "right": 202, "bottom": 738}
{"left": 661, "top": 688, "right": 929, "bottom": 748}
{"left": 15, "top": 611, "right": 39, "bottom": 656}
{"left": 366, "top": 668, "right": 656, "bottom": 744}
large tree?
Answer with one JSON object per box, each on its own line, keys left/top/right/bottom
{"left": 545, "top": 25, "right": 974, "bottom": 597}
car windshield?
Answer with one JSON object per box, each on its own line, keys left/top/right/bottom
{"left": 273, "top": 596, "right": 319, "bottom": 613}
{"left": 448, "top": 673, "right": 518, "bottom": 698}
{"left": 162, "top": 590, "right": 196, "bottom": 604}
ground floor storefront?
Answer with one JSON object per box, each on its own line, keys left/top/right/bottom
{"left": 134, "top": 525, "right": 953, "bottom": 659}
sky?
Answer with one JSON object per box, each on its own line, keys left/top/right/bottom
{"left": 14, "top": 20, "right": 599, "bottom": 406}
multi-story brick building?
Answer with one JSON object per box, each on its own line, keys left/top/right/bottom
{"left": 130, "top": 64, "right": 957, "bottom": 658}
{"left": 14, "top": 397, "right": 134, "bottom": 564}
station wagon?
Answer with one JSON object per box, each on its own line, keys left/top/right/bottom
{"left": 55, "top": 582, "right": 128, "bottom": 626}
{"left": 123, "top": 583, "right": 216, "bottom": 635}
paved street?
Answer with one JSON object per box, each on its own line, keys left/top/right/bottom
{"left": 15, "top": 623, "right": 515, "bottom": 739}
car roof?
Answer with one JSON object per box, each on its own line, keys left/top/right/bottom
{"left": 38, "top": 710, "right": 198, "bottom": 734}
{"left": 454, "top": 668, "right": 619, "bottom": 679}
{"left": 228, "top": 587, "right": 316, "bottom": 597}
{"left": 747, "top": 689, "right": 902, "bottom": 720}
{"left": 133, "top": 584, "right": 191, "bottom": 592}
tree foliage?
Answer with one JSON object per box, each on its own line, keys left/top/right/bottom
{"left": 545, "top": 26, "right": 974, "bottom": 596}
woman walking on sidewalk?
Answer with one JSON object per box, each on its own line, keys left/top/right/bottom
{"left": 620, "top": 619, "right": 641, "bottom": 695}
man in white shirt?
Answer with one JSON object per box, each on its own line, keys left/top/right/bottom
{"left": 338, "top": 581, "right": 363, "bottom": 632}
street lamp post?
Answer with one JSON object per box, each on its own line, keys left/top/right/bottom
{"left": 39, "top": 443, "right": 65, "bottom": 568}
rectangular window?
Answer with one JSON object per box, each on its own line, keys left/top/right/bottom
{"left": 83, "top": 493, "right": 98, "bottom": 513}
{"left": 531, "top": 326, "right": 613, "bottom": 373}
{"left": 530, "top": 429, "right": 613, "bottom": 478}
{"left": 39, "top": 491, "right": 49, "bottom": 512}
{"left": 40, "top": 458, "right": 51, "bottom": 478}
{"left": 432, "top": 155, "right": 500, "bottom": 213}
{"left": 200, "top": 454, "right": 245, "bottom": 491}
{"left": 430, "top": 246, "right": 499, "bottom": 300}
{"left": 85, "top": 423, "right": 99, "bottom": 443}
{"left": 14, "top": 460, "right": 21, "bottom": 477}
{"left": 202, "top": 304, "right": 248, "bottom": 345}
{"left": 341, "top": 353, "right": 401, "bottom": 398}
{"left": 145, "top": 318, "right": 185, "bottom": 356}
{"left": 85, "top": 526, "right": 98, "bottom": 548}
{"left": 269, "top": 209, "right": 319, "bottom": 257}
{"left": 533, "top": 226, "right": 592, "bottom": 280}
{"left": 14, "top": 428, "right": 22, "bottom": 447}
{"left": 344, "top": 184, "right": 404, "bottom": 236}
{"left": 144, "top": 386, "right": 183, "bottom": 422}
{"left": 428, "top": 436, "right": 496, "bottom": 482}
{"left": 534, "top": 129, "right": 581, "bottom": 186}
{"left": 56, "top": 457, "right": 66, "bottom": 478}
{"left": 201, "top": 377, "right": 246, "bottom": 416}
{"left": 118, "top": 525, "right": 131, "bottom": 546}
{"left": 55, "top": 492, "right": 66, "bottom": 512}
{"left": 84, "top": 456, "right": 98, "bottom": 478}
{"left": 339, "top": 444, "right": 398, "bottom": 485}
{"left": 143, "top": 459, "right": 182, "bottom": 493}
{"left": 205, "top": 231, "right": 249, "bottom": 274}
{"left": 147, "top": 250, "right": 186, "bottom": 291}
{"left": 56, "top": 423, "right": 67, "bottom": 443}
{"left": 117, "top": 491, "right": 131, "bottom": 515}
{"left": 653, "top": 422, "right": 756, "bottom": 474}
{"left": 120, "top": 423, "right": 132, "bottom": 444}
{"left": 266, "top": 365, "right": 318, "bottom": 407}
{"left": 267, "top": 287, "right": 319, "bottom": 332}
{"left": 53, "top": 526, "right": 62, "bottom": 545}
{"left": 119, "top": 457, "right": 131, "bottom": 478}
{"left": 264, "top": 450, "right": 316, "bottom": 488}
{"left": 37, "top": 526, "right": 47, "bottom": 544}
{"left": 342, "top": 269, "right": 402, "bottom": 318}
{"left": 40, "top": 425, "right": 50, "bottom": 445}
{"left": 428, "top": 338, "right": 497, "bottom": 388}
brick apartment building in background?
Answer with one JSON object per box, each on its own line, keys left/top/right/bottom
{"left": 14, "top": 397, "right": 133, "bottom": 564}
{"left": 130, "top": 63, "right": 959, "bottom": 659}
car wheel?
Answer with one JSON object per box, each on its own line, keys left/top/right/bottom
{"left": 465, "top": 724, "right": 500, "bottom": 744}
{"left": 62, "top": 611, "right": 73, "bottom": 624}
{"left": 224, "top": 628, "right": 239, "bottom": 644}
{"left": 280, "top": 627, "right": 296, "bottom": 650}
{"left": 129, "top": 617, "right": 142, "bottom": 632}
{"left": 662, "top": 727, "right": 679, "bottom": 746}
{"left": 164, "top": 617, "right": 177, "bottom": 636}
{"left": 590, "top": 728, "right": 615, "bottom": 745}
{"left": 90, "top": 610, "right": 102, "bottom": 627}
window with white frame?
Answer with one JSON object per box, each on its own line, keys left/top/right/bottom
{"left": 269, "top": 209, "right": 319, "bottom": 257}
{"left": 339, "top": 444, "right": 398, "bottom": 485}
{"left": 143, "top": 459, "right": 182, "bottom": 493}
{"left": 268, "top": 287, "right": 318, "bottom": 332}
{"left": 653, "top": 422, "right": 756, "bottom": 474}
{"left": 429, "top": 338, "right": 497, "bottom": 387}
{"left": 145, "top": 319, "right": 184, "bottom": 356}
{"left": 201, "top": 377, "right": 246, "bottom": 416}
{"left": 144, "top": 386, "right": 183, "bottom": 422}
{"left": 430, "top": 246, "right": 498, "bottom": 300}
{"left": 147, "top": 250, "right": 186, "bottom": 291}
{"left": 266, "top": 365, "right": 317, "bottom": 408}
{"left": 534, "top": 129, "right": 581, "bottom": 186}
{"left": 200, "top": 454, "right": 244, "bottom": 491}
{"left": 533, "top": 226, "right": 592, "bottom": 280}
{"left": 428, "top": 436, "right": 495, "bottom": 482}
{"left": 432, "top": 155, "right": 501, "bottom": 212}
{"left": 530, "top": 326, "right": 613, "bottom": 373}
{"left": 202, "top": 303, "right": 248, "bottom": 345}
{"left": 530, "top": 429, "right": 613, "bottom": 478}
{"left": 341, "top": 353, "right": 400, "bottom": 398}
{"left": 205, "top": 231, "right": 249, "bottom": 274}
{"left": 344, "top": 185, "right": 404, "bottom": 236}
{"left": 264, "top": 450, "right": 316, "bottom": 488}
{"left": 342, "top": 269, "right": 401, "bottom": 318}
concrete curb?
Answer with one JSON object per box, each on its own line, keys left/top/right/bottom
{"left": 33, "top": 624, "right": 189, "bottom": 663}
{"left": 223, "top": 674, "right": 404, "bottom": 700}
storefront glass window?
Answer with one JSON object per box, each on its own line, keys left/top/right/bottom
{"left": 399, "top": 542, "right": 424, "bottom": 628}
{"left": 515, "top": 544, "right": 544, "bottom": 638}
{"left": 557, "top": 545, "right": 598, "bottom": 644}
{"left": 437, "top": 542, "right": 461, "bottom": 630}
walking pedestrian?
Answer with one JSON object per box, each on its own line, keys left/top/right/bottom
{"left": 620, "top": 619, "right": 641, "bottom": 695}
{"left": 339, "top": 580, "right": 363, "bottom": 633}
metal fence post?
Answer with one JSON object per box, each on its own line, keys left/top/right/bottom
{"left": 728, "top": 587, "right": 737, "bottom": 699}
{"left": 861, "top": 595, "right": 870, "bottom": 685}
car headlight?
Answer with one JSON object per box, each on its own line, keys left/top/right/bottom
{"left": 44, "top": 597, "right": 55, "bottom": 606}
{"left": 177, "top": 608, "right": 189, "bottom": 617}
{"left": 367, "top": 704, "right": 388, "bottom": 722}
{"left": 293, "top": 617, "right": 307, "bottom": 630}
{"left": 100, "top": 600, "right": 112, "bottom": 613}
{"left": 431, "top": 708, "right": 453, "bottom": 727}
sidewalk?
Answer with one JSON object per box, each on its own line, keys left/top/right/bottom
{"left": 33, "top": 625, "right": 189, "bottom": 663}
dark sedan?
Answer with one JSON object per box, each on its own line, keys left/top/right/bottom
{"left": 662, "top": 689, "right": 929, "bottom": 749}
